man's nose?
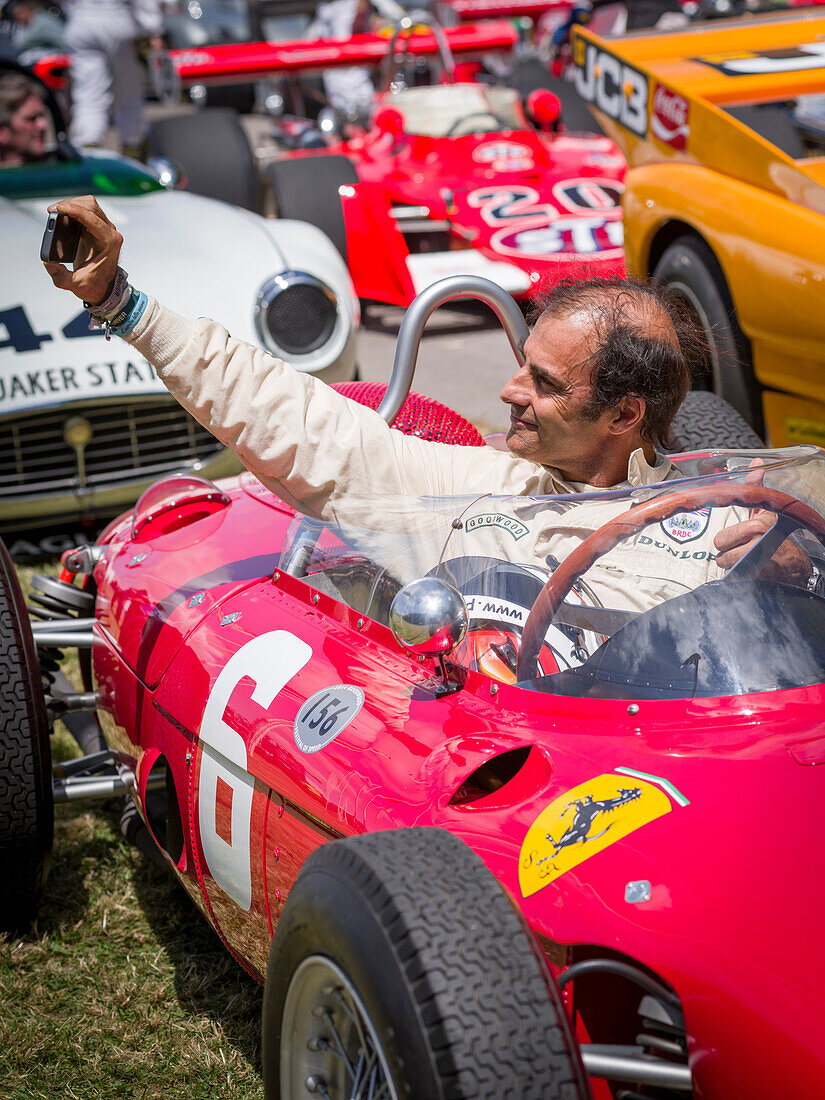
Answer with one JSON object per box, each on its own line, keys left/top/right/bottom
{"left": 500, "top": 365, "right": 530, "bottom": 406}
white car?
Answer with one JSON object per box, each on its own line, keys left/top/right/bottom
{"left": 1, "top": 63, "right": 359, "bottom": 530}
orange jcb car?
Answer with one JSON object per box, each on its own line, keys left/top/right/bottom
{"left": 571, "top": 8, "right": 825, "bottom": 447}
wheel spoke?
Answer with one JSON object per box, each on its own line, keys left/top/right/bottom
{"left": 305, "top": 1075, "right": 334, "bottom": 1100}
{"left": 324, "top": 1006, "right": 356, "bottom": 1075}
{"left": 367, "top": 1058, "right": 391, "bottom": 1100}
{"left": 351, "top": 1045, "right": 383, "bottom": 1099}
{"left": 334, "top": 985, "right": 368, "bottom": 1053}
{"left": 282, "top": 957, "right": 399, "bottom": 1100}
{"left": 349, "top": 1048, "right": 367, "bottom": 1097}
{"left": 317, "top": 1037, "right": 346, "bottom": 1064}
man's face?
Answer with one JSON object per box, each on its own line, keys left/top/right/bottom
{"left": 499, "top": 309, "right": 617, "bottom": 478}
{"left": 1, "top": 94, "right": 48, "bottom": 163}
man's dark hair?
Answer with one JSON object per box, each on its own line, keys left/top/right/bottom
{"left": 0, "top": 72, "right": 43, "bottom": 129}
{"left": 530, "top": 276, "right": 705, "bottom": 448}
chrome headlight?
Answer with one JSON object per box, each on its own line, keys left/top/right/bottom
{"left": 255, "top": 271, "right": 340, "bottom": 358}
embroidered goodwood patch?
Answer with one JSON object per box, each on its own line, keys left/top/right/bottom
{"left": 660, "top": 508, "right": 710, "bottom": 543}
{"left": 464, "top": 513, "right": 529, "bottom": 540}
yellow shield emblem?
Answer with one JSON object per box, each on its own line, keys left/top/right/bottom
{"left": 519, "top": 773, "right": 674, "bottom": 898}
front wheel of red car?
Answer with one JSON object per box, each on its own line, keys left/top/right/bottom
{"left": 262, "top": 827, "right": 589, "bottom": 1100}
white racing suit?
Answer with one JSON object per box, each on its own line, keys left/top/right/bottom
{"left": 124, "top": 299, "right": 746, "bottom": 615}
{"left": 65, "top": 0, "right": 162, "bottom": 148}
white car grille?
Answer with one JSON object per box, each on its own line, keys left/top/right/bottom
{"left": 1, "top": 398, "right": 224, "bottom": 498}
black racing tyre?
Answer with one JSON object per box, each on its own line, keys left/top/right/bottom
{"left": 664, "top": 390, "right": 764, "bottom": 453}
{"left": 0, "top": 539, "right": 53, "bottom": 929}
{"left": 263, "top": 827, "right": 589, "bottom": 1100}
{"left": 652, "top": 235, "right": 762, "bottom": 432}
{"left": 264, "top": 154, "right": 359, "bottom": 262}
{"left": 146, "top": 108, "right": 259, "bottom": 211}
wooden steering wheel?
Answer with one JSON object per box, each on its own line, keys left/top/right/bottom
{"left": 516, "top": 482, "right": 825, "bottom": 682}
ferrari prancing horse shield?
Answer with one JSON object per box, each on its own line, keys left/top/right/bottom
{"left": 519, "top": 773, "right": 674, "bottom": 897}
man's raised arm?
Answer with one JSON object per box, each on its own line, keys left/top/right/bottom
{"left": 41, "top": 196, "right": 523, "bottom": 521}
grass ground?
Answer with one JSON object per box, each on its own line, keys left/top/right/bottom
{"left": 2, "top": 562, "right": 266, "bottom": 1100}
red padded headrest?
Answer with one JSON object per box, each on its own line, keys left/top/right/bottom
{"left": 331, "top": 380, "right": 484, "bottom": 447}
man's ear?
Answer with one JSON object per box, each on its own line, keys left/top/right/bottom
{"left": 607, "top": 395, "right": 646, "bottom": 436}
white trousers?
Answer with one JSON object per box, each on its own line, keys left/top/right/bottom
{"left": 66, "top": 11, "right": 145, "bottom": 147}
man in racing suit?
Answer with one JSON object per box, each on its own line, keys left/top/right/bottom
{"left": 43, "top": 196, "right": 811, "bottom": 613}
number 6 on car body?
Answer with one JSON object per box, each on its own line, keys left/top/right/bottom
{"left": 197, "top": 631, "right": 312, "bottom": 909}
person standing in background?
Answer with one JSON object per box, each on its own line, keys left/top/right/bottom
{"left": 311, "top": 0, "right": 404, "bottom": 125}
{"left": 7, "top": 0, "right": 66, "bottom": 60}
{"left": 64, "top": 0, "right": 163, "bottom": 158}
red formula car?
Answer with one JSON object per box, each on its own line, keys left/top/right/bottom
{"left": 4, "top": 278, "right": 825, "bottom": 1099}
{"left": 262, "top": 22, "right": 625, "bottom": 304}
{"left": 268, "top": 87, "right": 625, "bottom": 304}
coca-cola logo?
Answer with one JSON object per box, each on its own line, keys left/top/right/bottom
{"left": 650, "top": 84, "right": 689, "bottom": 151}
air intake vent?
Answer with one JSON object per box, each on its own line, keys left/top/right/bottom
{"left": 449, "top": 746, "right": 531, "bottom": 806}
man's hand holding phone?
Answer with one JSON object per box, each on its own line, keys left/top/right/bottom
{"left": 40, "top": 212, "right": 82, "bottom": 265}
{"left": 42, "top": 196, "right": 124, "bottom": 307}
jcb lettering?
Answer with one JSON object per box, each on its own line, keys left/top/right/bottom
{"left": 574, "top": 43, "right": 648, "bottom": 138}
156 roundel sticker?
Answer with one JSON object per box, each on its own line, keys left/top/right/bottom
{"left": 294, "top": 685, "right": 364, "bottom": 753}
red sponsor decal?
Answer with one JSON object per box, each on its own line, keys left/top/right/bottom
{"left": 651, "top": 84, "right": 689, "bottom": 151}
{"left": 215, "top": 774, "right": 234, "bottom": 845}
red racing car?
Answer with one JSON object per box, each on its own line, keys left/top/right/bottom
{"left": 263, "top": 21, "right": 626, "bottom": 304}
{"left": 4, "top": 277, "right": 824, "bottom": 1100}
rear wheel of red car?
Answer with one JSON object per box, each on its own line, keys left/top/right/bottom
{"left": 652, "top": 235, "right": 762, "bottom": 434}
{"left": 0, "top": 538, "right": 53, "bottom": 930}
{"left": 263, "top": 827, "right": 589, "bottom": 1100}
{"left": 265, "top": 155, "right": 359, "bottom": 262}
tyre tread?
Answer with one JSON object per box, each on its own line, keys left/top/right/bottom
{"left": 666, "top": 390, "right": 764, "bottom": 453}
{"left": 294, "top": 828, "right": 587, "bottom": 1100}
{"left": 0, "top": 539, "right": 53, "bottom": 927}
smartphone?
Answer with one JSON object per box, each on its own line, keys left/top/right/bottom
{"left": 40, "top": 212, "right": 82, "bottom": 264}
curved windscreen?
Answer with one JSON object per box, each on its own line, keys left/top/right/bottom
{"left": 276, "top": 445, "right": 825, "bottom": 700}
{"left": 537, "top": 580, "right": 825, "bottom": 700}
{"left": 385, "top": 83, "right": 527, "bottom": 137}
